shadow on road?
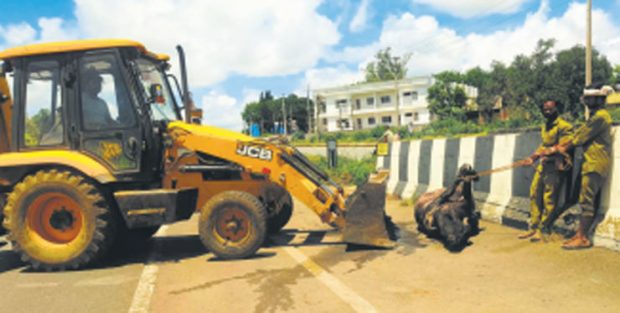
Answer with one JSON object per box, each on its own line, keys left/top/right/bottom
{"left": 104, "top": 235, "right": 207, "bottom": 269}
{"left": 7, "top": 235, "right": 208, "bottom": 273}
{"left": 265, "top": 228, "right": 346, "bottom": 248}
{"left": 0, "top": 249, "right": 24, "bottom": 274}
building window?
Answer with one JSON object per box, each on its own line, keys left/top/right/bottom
{"left": 366, "top": 97, "right": 374, "bottom": 105}
{"left": 381, "top": 116, "right": 392, "bottom": 124}
{"left": 380, "top": 96, "right": 391, "bottom": 104}
{"left": 403, "top": 91, "right": 418, "bottom": 100}
{"left": 339, "top": 119, "right": 350, "bottom": 129}
{"left": 414, "top": 112, "right": 419, "bottom": 121}
{"left": 319, "top": 101, "right": 326, "bottom": 113}
{"left": 405, "top": 113, "right": 413, "bottom": 117}
{"left": 336, "top": 99, "right": 347, "bottom": 107}
{"left": 368, "top": 117, "right": 376, "bottom": 125}
{"left": 322, "top": 118, "right": 327, "bottom": 125}
{"left": 355, "top": 99, "right": 361, "bottom": 110}
{"left": 356, "top": 118, "right": 362, "bottom": 129}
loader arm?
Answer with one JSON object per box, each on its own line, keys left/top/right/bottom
{"left": 165, "top": 121, "right": 348, "bottom": 227}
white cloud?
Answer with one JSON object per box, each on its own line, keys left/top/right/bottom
{"left": 334, "top": 1, "right": 620, "bottom": 78}
{"left": 73, "top": 0, "right": 340, "bottom": 87}
{"left": 241, "top": 88, "right": 262, "bottom": 105}
{"left": 301, "top": 65, "right": 364, "bottom": 94}
{"left": 349, "top": 0, "right": 371, "bottom": 33}
{"left": 413, "top": 0, "right": 532, "bottom": 18}
{"left": 0, "top": 23, "right": 37, "bottom": 47}
{"left": 38, "top": 18, "right": 79, "bottom": 42}
{"left": 200, "top": 90, "right": 243, "bottom": 131}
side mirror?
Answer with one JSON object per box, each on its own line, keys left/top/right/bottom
{"left": 190, "top": 108, "right": 203, "bottom": 124}
{"left": 149, "top": 83, "right": 165, "bottom": 104}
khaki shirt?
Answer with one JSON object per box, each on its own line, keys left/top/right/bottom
{"left": 535, "top": 117, "right": 573, "bottom": 171}
{"left": 572, "top": 109, "right": 612, "bottom": 176}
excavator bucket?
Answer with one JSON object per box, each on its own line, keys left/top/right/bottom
{"left": 342, "top": 170, "right": 396, "bottom": 248}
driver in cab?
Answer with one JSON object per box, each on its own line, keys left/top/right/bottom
{"left": 81, "top": 67, "right": 115, "bottom": 129}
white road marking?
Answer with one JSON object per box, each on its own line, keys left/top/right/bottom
{"left": 283, "top": 246, "right": 378, "bottom": 313}
{"left": 128, "top": 225, "right": 169, "bottom": 313}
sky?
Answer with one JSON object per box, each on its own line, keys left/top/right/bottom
{"left": 1, "top": 0, "right": 619, "bottom": 131}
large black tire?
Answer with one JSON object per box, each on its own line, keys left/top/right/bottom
{"left": 267, "top": 193, "right": 293, "bottom": 234}
{"left": 199, "top": 191, "right": 267, "bottom": 259}
{"left": 2, "top": 170, "right": 118, "bottom": 271}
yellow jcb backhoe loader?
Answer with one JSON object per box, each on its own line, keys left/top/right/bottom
{"left": 0, "top": 39, "right": 393, "bottom": 271}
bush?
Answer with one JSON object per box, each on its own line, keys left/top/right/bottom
{"left": 306, "top": 155, "right": 377, "bottom": 186}
{"left": 610, "top": 106, "right": 620, "bottom": 123}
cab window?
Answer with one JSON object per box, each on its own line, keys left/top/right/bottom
{"left": 79, "top": 53, "right": 137, "bottom": 130}
{"left": 23, "top": 60, "right": 63, "bottom": 147}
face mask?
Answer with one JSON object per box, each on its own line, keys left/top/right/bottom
{"left": 543, "top": 110, "right": 558, "bottom": 120}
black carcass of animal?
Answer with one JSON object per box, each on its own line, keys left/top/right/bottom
{"left": 414, "top": 164, "right": 480, "bottom": 251}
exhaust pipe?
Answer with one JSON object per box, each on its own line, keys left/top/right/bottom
{"left": 176, "top": 45, "right": 196, "bottom": 124}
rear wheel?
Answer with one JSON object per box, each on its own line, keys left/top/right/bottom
{"left": 267, "top": 192, "right": 293, "bottom": 234}
{"left": 2, "top": 170, "right": 118, "bottom": 271}
{"left": 199, "top": 191, "right": 267, "bottom": 259}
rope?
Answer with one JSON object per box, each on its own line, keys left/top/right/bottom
{"left": 466, "top": 151, "right": 573, "bottom": 179}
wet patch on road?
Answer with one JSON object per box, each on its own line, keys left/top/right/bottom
{"left": 170, "top": 265, "right": 311, "bottom": 313}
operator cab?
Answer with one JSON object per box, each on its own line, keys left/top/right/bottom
{"left": 0, "top": 40, "right": 184, "bottom": 183}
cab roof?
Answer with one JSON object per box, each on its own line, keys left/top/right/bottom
{"left": 0, "top": 39, "right": 170, "bottom": 61}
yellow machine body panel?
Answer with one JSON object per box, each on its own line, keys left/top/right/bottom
{"left": 0, "top": 150, "right": 116, "bottom": 184}
{"left": 0, "top": 39, "right": 166, "bottom": 61}
{"left": 0, "top": 75, "right": 11, "bottom": 153}
{"left": 165, "top": 122, "right": 344, "bottom": 225}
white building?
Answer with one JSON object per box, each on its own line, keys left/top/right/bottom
{"left": 313, "top": 76, "right": 436, "bottom": 133}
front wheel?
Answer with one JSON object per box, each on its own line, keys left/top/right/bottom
{"left": 199, "top": 191, "right": 267, "bottom": 259}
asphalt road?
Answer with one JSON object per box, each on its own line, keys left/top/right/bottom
{"left": 1, "top": 199, "right": 619, "bottom": 313}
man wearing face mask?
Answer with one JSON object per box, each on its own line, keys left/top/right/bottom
{"left": 519, "top": 100, "right": 574, "bottom": 242}
{"left": 551, "top": 86, "right": 613, "bottom": 249}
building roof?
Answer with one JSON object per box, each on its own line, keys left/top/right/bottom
{"left": 0, "top": 39, "right": 169, "bottom": 61}
{"left": 312, "top": 76, "right": 435, "bottom": 96}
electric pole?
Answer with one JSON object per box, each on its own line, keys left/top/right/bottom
{"left": 306, "top": 85, "right": 311, "bottom": 134}
{"left": 586, "top": 0, "right": 592, "bottom": 86}
{"left": 281, "top": 95, "right": 288, "bottom": 134}
{"left": 585, "top": 0, "right": 592, "bottom": 119}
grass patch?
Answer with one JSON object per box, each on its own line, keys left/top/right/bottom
{"left": 293, "top": 118, "right": 541, "bottom": 144}
{"left": 305, "top": 155, "right": 377, "bottom": 187}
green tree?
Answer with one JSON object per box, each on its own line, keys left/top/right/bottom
{"left": 364, "top": 47, "right": 412, "bottom": 82}
{"left": 433, "top": 70, "right": 463, "bottom": 83}
{"left": 427, "top": 80, "right": 467, "bottom": 121}
{"left": 546, "top": 45, "right": 612, "bottom": 118}
{"left": 611, "top": 65, "right": 619, "bottom": 85}
{"left": 24, "top": 108, "right": 52, "bottom": 146}
{"left": 241, "top": 91, "right": 314, "bottom": 134}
